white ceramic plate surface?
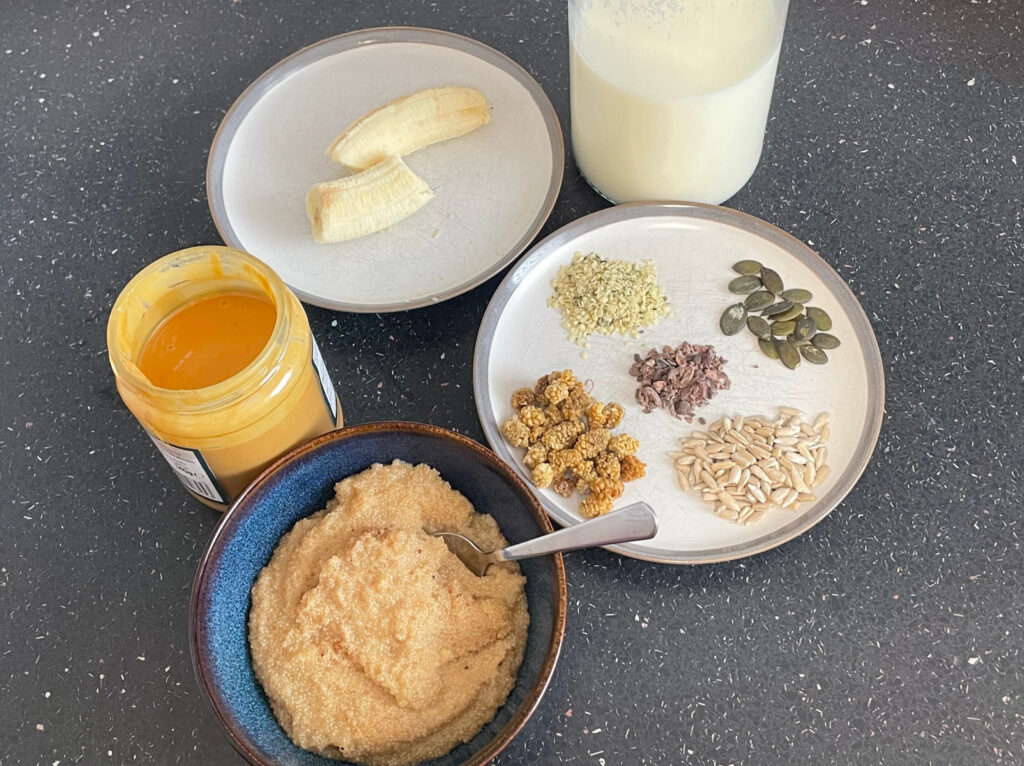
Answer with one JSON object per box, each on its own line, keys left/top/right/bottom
{"left": 208, "top": 27, "right": 563, "bottom": 312}
{"left": 474, "top": 203, "right": 885, "bottom": 564}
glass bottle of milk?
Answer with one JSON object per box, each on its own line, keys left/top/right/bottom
{"left": 569, "top": 0, "right": 789, "bottom": 205}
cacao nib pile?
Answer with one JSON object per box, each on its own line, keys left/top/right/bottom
{"left": 629, "top": 342, "right": 730, "bottom": 421}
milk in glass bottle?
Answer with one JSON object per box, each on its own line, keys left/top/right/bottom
{"left": 569, "top": 0, "right": 789, "bottom": 204}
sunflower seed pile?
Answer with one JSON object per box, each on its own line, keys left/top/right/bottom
{"left": 670, "top": 407, "right": 831, "bottom": 525}
{"left": 719, "top": 259, "right": 841, "bottom": 369}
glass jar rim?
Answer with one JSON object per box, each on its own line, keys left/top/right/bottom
{"left": 107, "top": 246, "right": 293, "bottom": 414}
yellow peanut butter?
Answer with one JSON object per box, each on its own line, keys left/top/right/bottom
{"left": 107, "top": 246, "right": 343, "bottom": 509}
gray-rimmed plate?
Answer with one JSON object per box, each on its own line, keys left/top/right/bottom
{"left": 207, "top": 27, "right": 563, "bottom": 312}
{"left": 474, "top": 203, "right": 885, "bottom": 564}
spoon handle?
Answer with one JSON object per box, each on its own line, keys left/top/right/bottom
{"left": 494, "top": 502, "right": 658, "bottom": 564}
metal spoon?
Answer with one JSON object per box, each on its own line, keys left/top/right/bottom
{"left": 432, "top": 501, "right": 658, "bottom": 576}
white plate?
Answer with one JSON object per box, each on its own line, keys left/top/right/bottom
{"left": 207, "top": 27, "right": 563, "bottom": 312}
{"left": 474, "top": 203, "right": 885, "bottom": 564}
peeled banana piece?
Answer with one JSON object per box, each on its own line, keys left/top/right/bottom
{"left": 306, "top": 154, "right": 433, "bottom": 243}
{"left": 327, "top": 86, "right": 491, "bottom": 171}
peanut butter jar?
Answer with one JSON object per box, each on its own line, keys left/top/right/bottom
{"left": 107, "top": 246, "right": 343, "bottom": 509}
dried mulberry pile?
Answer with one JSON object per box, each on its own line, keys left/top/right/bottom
{"left": 499, "top": 369, "right": 645, "bottom": 518}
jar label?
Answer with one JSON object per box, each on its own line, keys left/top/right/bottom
{"left": 311, "top": 335, "right": 338, "bottom": 422}
{"left": 147, "top": 434, "right": 226, "bottom": 504}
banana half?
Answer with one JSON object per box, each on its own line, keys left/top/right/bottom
{"left": 327, "top": 86, "right": 491, "bottom": 171}
{"left": 305, "top": 154, "right": 434, "bottom": 244}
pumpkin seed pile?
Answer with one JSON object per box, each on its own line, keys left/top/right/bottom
{"left": 719, "top": 260, "right": 841, "bottom": 369}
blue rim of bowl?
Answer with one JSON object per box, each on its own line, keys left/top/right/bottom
{"left": 472, "top": 201, "right": 887, "bottom": 565}
{"left": 189, "top": 421, "right": 568, "bottom": 766}
{"left": 205, "top": 26, "right": 565, "bottom": 313}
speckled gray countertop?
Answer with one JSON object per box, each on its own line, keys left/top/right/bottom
{"left": 2, "top": 1, "right": 1022, "bottom": 764}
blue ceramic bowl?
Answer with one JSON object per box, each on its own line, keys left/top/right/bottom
{"left": 190, "top": 422, "right": 567, "bottom": 766}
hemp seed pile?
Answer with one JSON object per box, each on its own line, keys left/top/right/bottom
{"left": 549, "top": 251, "right": 670, "bottom": 347}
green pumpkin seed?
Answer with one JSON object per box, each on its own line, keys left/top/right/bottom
{"left": 732, "top": 259, "right": 763, "bottom": 275}
{"left": 806, "top": 306, "right": 833, "bottom": 331}
{"left": 720, "top": 262, "right": 840, "bottom": 365}
{"left": 774, "top": 303, "right": 804, "bottom": 322}
{"left": 728, "top": 275, "right": 762, "bottom": 294}
{"left": 720, "top": 303, "right": 748, "bottom": 335}
{"left": 795, "top": 316, "right": 817, "bottom": 340}
{"left": 770, "top": 319, "right": 797, "bottom": 336}
{"left": 812, "top": 333, "right": 841, "bottom": 349}
{"left": 800, "top": 344, "right": 829, "bottom": 364}
{"left": 760, "top": 267, "right": 784, "bottom": 295}
{"left": 780, "top": 288, "right": 813, "bottom": 303}
{"left": 762, "top": 300, "right": 794, "bottom": 317}
{"left": 747, "top": 315, "right": 772, "bottom": 339}
{"left": 744, "top": 290, "right": 776, "bottom": 311}
{"left": 758, "top": 338, "right": 779, "bottom": 359}
{"left": 776, "top": 339, "right": 801, "bottom": 369}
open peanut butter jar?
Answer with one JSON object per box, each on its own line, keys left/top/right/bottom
{"left": 107, "top": 246, "right": 343, "bottom": 509}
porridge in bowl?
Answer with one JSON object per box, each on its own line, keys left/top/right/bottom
{"left": 248, "top": 461, "right": 529, "bottom": 766}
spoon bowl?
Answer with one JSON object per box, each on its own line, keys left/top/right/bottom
{"left": 434, "top": 501, "right": 658, "bottom": 576}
